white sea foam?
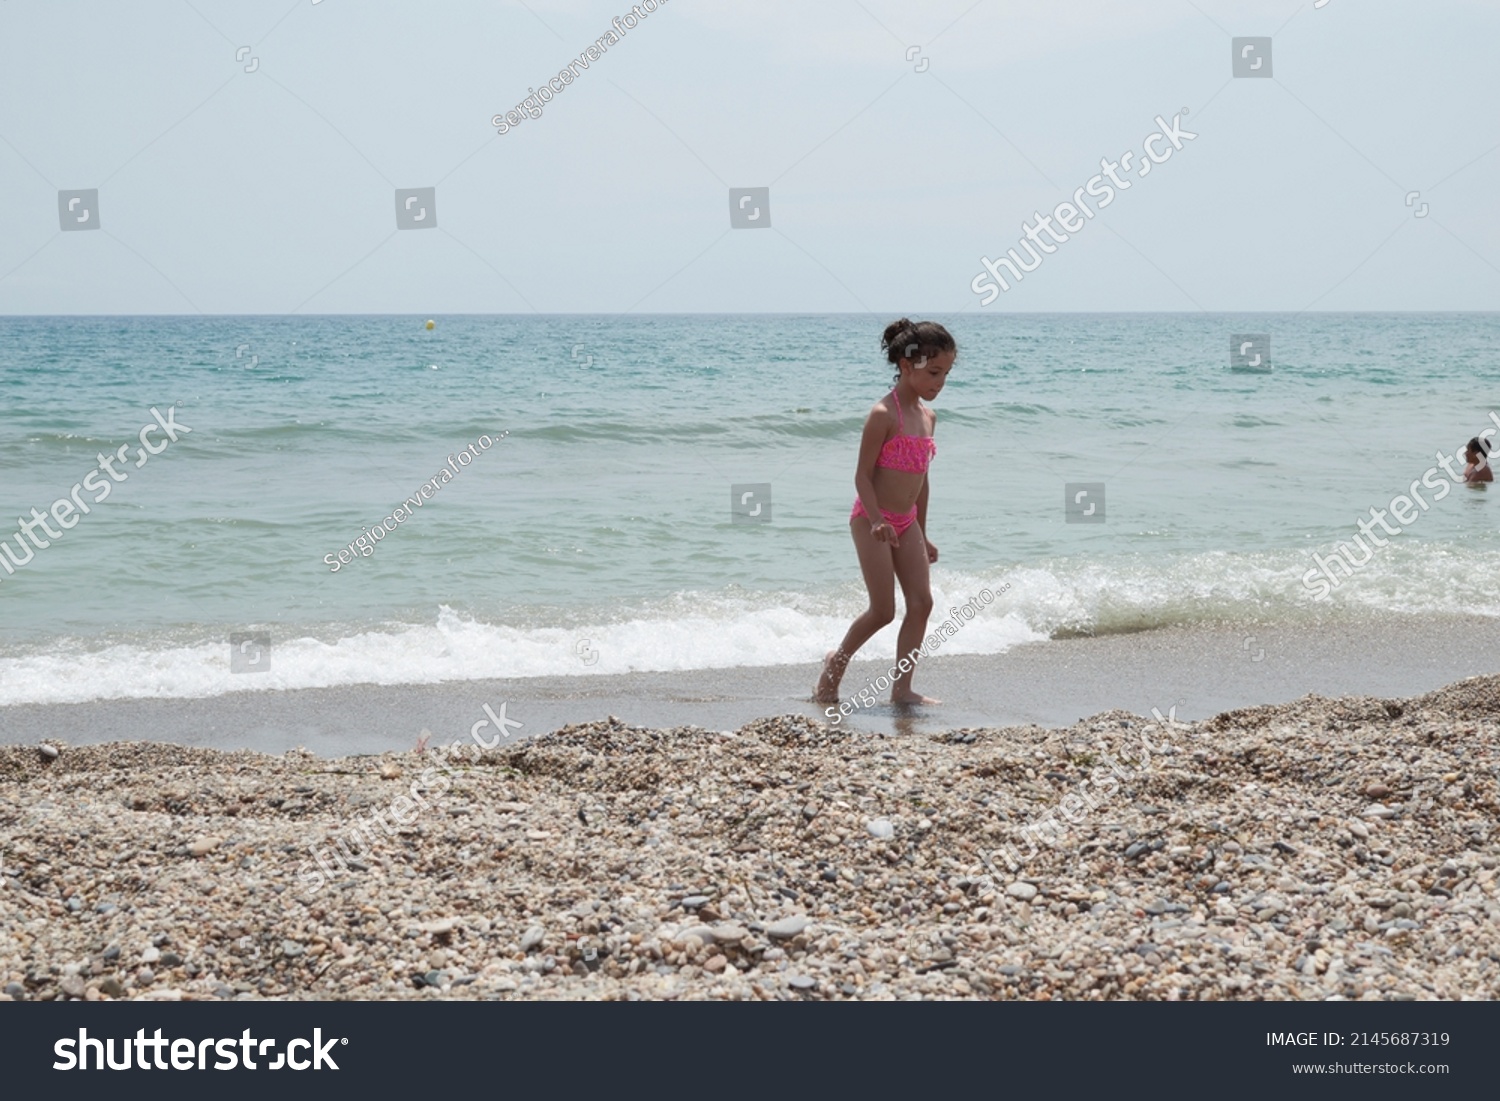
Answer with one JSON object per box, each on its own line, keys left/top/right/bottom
{"left": 0, "top": 582, "right": 1039, "bottom": 706}
{"left": 2, "top": 547, "right": 1496, "bottom": 707}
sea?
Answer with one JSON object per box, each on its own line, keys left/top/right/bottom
{"left": 1, "top": 312, "right": 1497, "bottom": 707}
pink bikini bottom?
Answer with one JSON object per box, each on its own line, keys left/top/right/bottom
{"left": 851, "top": 498, "right": 918, "bottom": 536}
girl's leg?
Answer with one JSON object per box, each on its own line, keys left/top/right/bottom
{"left": 890, "top": 521, "right": 937, "bottom": 704}
{"left": 814, "top": 517, "right": 897, "bottom": 702}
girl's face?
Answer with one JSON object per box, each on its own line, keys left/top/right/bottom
{"left": 900, "top": 349, "right": 955, "bottom": 402}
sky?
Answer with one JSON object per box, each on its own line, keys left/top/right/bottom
{"left": 0, "top": 0, "right": 1496, "bottom": 314}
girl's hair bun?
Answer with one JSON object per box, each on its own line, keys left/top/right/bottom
{"left": 881, "top": 318, "right": 915, "bottom": 351}
{"left": 879, "top": 318, "right": 956, "bottom": 366}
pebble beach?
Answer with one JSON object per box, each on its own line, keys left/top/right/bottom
{"left": 4, "top": 674, "right": 1499, "bottom": 1002}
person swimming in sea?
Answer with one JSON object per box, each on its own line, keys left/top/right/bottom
{"left": 1463, "top": 436, "right": 1493, "bottom": 483}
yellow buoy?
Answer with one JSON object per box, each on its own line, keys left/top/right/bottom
{"left": 425, "top": 319, "right": 435, "bottom": 330}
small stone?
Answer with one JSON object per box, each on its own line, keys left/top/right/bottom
{"left": 866, "top": 819, "right": 894, "bottom": 840}
{"left": 710, "top": 924, "right": 747, "bottom": 944}
{"left": 60, "top": 976, "right": 86, "bottom": 998}
{"left": 1006, "top": 882, "right": 1038, "bottom": 901}
{"left": 379, "top": 763, "right": 402, "bottom": 779}
{"left": 160, "top": 952, "right": 182, "bottom": 968}
{"left": 100, "top": 978, "right": 124, "bottom": 997}
{"left": 1348, "top": 821, "right": 1369, "bottom": 839}
{"left": 767, "top": 915, "right": 809, "bottom": 939}
{"left": 281, "top": 940, "right": 304, "bottom": 958}
{"left": 39, "top": 744, "right": 59, "bottom": 760}
{"left": 5, "top": 982, "right": 24, "bottom": 999}
{"left": 787, "top": 974, "right": 816, "bottom": 990}
{"left": 136, "top": 968, "right": 155, "bottom": 986}
{"left": 1364, "top": 782, "right": 1391, "bottom": 799}
{"left": 188, "top": 837, "right": 221, "bottom": 858}
{"left": 1390, "top": 902, "right": 1413, "bottom": 919}
{"left": 103, "top": 945, "right": 120, "bottom": 961}
{"left": 1125, "top": 841, "right": 1148, "bottom": 858}
{"left": 703, "top": 955, "right": 727, "bottom": 973}
{"left": 680, "top": 895, "right": 710, "bottom": 909}
{"left": 141, "top": 946, "right": 160, "bottom": 964}
{"left": 94, "top": 901, "right": 117, "bottom": 915}
{"left": 520, "top": 926, "right": 545, "bottom": 952}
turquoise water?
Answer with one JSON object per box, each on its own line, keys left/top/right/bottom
{"left": 2, "top": 313, "right": 1498, "bottom": 704}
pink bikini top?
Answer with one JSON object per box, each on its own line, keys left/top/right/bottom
{"left": 876, "top": 389, "right": 936, "bottom": 474}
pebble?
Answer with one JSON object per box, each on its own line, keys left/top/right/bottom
{"left": 188, "top": 837, "right": 221, "bottom": 857}
{"left": 866, "top": 819, "right": 894, "bottom": 840}
{"left": 39, "top": 744, "right": 59, "bottom": 760}
{"left": 767, "top": 916, "right": 809, "bottom": 939}
{"left": 520, "top": 926, "right": 546, "bottom": 952}
{"left": 787, "top": 975, "right": 816, "bottom": 990}
{"left": 1006, "top": 882, "right": 1038, "bottom": 901}
{"left": 680, "top": 895, "right": 710, "bottom": 909}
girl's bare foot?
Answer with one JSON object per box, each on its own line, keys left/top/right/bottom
{"left": 892, "top": 690, "right": 940, "bottom": 705}
{"left": 814, "top": 649, "right": 849, "bottom": 704}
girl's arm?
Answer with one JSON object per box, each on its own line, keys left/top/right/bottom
{"left": 916, "top": 474, "right": 929, "bottom": 532}
{"left": 853, "top": 404, "right": 896, "bottom": 541}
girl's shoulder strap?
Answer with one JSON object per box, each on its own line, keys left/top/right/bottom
{"left": 890, "top": 388, "right": 904, "bottom": 431}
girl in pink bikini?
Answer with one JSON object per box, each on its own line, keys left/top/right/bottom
{"left": 815, "top": 318, "right": 955, "bottom": 706}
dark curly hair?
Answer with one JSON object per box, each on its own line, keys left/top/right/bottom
{"left": 881, "top": 318, "right": 956, "bottom": 384}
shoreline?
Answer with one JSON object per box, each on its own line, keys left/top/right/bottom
{"left": 2, "top": 672, "right": 1498, "bottom": 1001}
{"left": 1, "top": 616, "right": 1496, "bottom": 753}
